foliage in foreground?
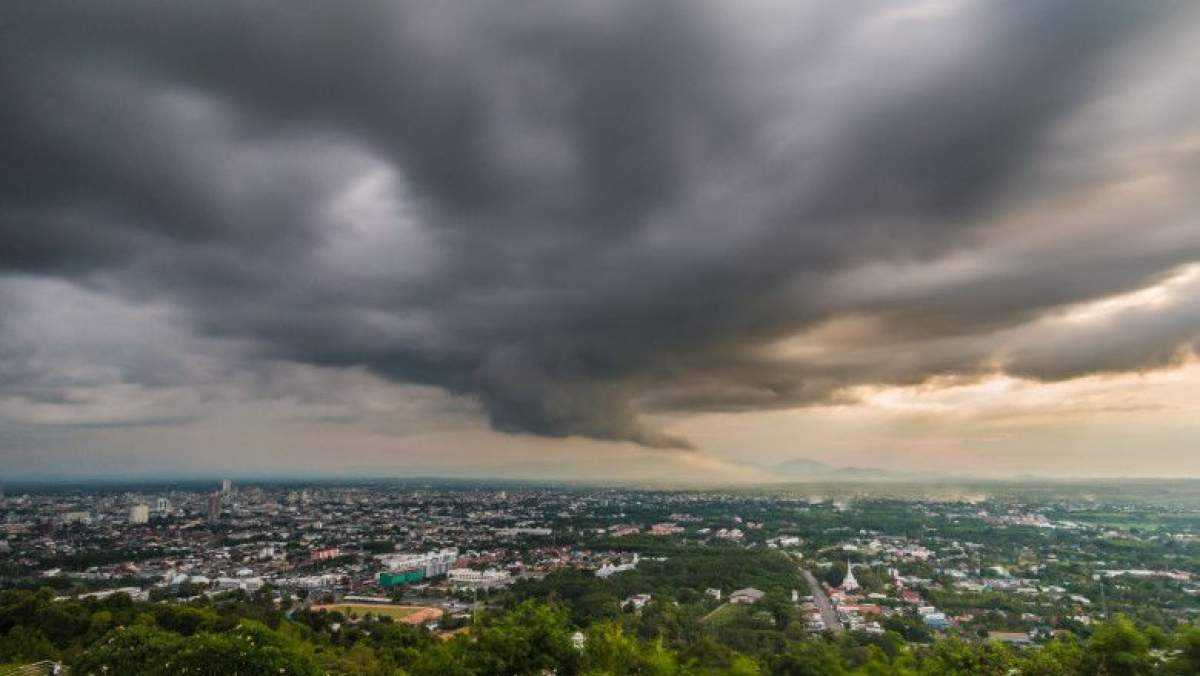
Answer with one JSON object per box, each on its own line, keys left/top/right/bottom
{"left": 1, "top": 588, "right": 1199, "bottom": 675}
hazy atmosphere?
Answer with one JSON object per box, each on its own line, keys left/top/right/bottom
{"left": 4, "top": 0, "right": 1200, "bottom": 480}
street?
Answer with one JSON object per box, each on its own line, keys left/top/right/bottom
{"left": 800, "top": 568, "right": 843, "bottom": 634}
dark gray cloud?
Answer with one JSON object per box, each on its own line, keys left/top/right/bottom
{"left": 2, "top": 0, "right": 1200, "bottom": 448}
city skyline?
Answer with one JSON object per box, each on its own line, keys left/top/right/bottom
{"left": 4, "top": 1, "right": 1200, "bottom": 480}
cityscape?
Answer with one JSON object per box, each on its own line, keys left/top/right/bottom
{"left": 4, "top": 0, "right": 1200, "bottom": 674}
{"left": 1, "top": 478, "right": 1198, "bottom": 673}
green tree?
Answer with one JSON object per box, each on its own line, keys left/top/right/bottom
{"left": 583, "top": 622, "right": 683, "bottom": 676}
{"left": 469, "top": 601, "right": 577, "bottom": 675}
{"left": 1083, "top": 615, "right": 1154, "bottom": 676}
{"left": 771, "top": 641, "right": 848, "bottom": 676}
{"left": 72, "top": 625, "right": 181, "bottom": 676}
{"left": 0, "top": 625, "right": 59, "bottom": 664}
{"left": 73, "top": 621, "right": 320, "bottom": 676}
{"left": 823, "top": 563, "right": 847, "bottom": 589}
{"left": 918, "top": 638, "right": 1014, "bottom": 676}
{"left": 1017, "top": 636, "right": 1084, "bottom": 676}
{"left": 1167, "top": 624, "right": 1200, "bottom": 675}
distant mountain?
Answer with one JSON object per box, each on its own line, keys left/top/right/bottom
{"left": 765, "top": 457, "right": 902, "bottom": 481}
{"left": 773, "top": 457, "right": 834, "bottom": 475}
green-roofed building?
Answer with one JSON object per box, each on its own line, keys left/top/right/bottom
{"left": 379, "top": 569, "right": 425, "bottom": 587}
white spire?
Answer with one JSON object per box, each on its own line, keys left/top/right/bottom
{"left": 842, "top": 561, "right": 860, "bottom": 592}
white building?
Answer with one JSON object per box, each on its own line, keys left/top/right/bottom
{"left": 447, "top": 568, "right": 513, "bottom": 589}
{"left": 495, "top": 527, "right": 553, "bottom": 537}
{"left": 729, "top": 588, "right": 765, "bottom": 604}
{"left": 596, "top": 553, "right": 639, "bottom": 578}
{"left": 129, "top": 504, "right": 150, "bottom": 524}
{"left": 378, "top": 548, "right": 458, "bottom": 578}
{"left": 842, "top": 563, "right": 860, "bottom": 592}
{"left": 279, "top": 574, "right": 339, "bottom": 590}
{"left": 73, "top": 587, "right": 149, "bottom": 602}
{"left": 624, "top": 594, "right": 652, "bottom": 611}
{"left": 216, "top": 576, "right": 264, "bottom": 592}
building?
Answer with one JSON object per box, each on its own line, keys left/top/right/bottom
{"left": 311, "top": 547, "right": 341, "bottom": 561}
{"left": 842, "top": 563, "right": 860, "bottom": 592}
{"left": 649, "top": 523, "right": 685, "bottom": 536}
{"left": 921, "top": 610, "right": 949, "bottom": 630}
{"left": 608, "top": 525, "right": 641, "bottom": 537}
{"left": 379, "top": 569, "right": 425, "bottom": 587}
{"left": 221, "top": 479, "right": 234, "bottom": 495}
{"left": 729, "top": 588, "right": 766, "bottom": 604}
{"left": 129, "top": 504, "right": 150, "bottom": 524}
{"left": 217, "top": 576, "right": 264, "bottom": 593}
{"left": 706, "top": 588, "right": 722, "bottom": 600}
{"left": 62, "top": 511, "right": 91, "bottom": 525}
{"left": 207, "top": 491, "right": 221, "bottom": 523}
{"left": 73, "top": 587, "right": 149, "bottom": 602}
{"left": 596, "top": 553, "right": 638, "bottom": 578}
{"left": 155, "top": 497, "right": 171, "bottom": 513}
{"left": 378, "top": 548, "right": 458, "bottom": 579}
{"left": 447, "top": 568, "right": 513, "bottom": 589}
{"left": 623, "top": 594, "right": 652, "bottom": 611}
{"left": 495, "top": 527, "right": 553, "bottom": 538}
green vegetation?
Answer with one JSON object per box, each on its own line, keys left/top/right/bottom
{"left": 2, "top": 587, "right": 1199, "bottom": 674}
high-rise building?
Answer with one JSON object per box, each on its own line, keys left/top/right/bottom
{"left": 129, "top": 504, "right": 150, "bottom": 524}
{"left": 220, "top": 479, "right": 234, "bottom": 495}
{"left": 208, "top": 491, "right": 222, "bottom": 523}
{"left": 155, "top": 497, "right": 171, "bottom": 513}
{"left": 378, "top": 548, "right": 459, "bottom": 578}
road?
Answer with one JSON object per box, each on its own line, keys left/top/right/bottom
{"left": 800, "top": 568, "right": 843, "bottom": 634}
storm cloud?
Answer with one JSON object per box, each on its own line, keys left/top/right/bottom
{"left": 3, "top": 0, "right": 1200, "bottom": 450}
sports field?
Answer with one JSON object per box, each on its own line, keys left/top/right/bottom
{"left": 311, "top": 603, "right": 440, "bottom": 623}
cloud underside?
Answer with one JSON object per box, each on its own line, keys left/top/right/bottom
{"left": 2, "top": 1, "right": 1200, "bottom": 449}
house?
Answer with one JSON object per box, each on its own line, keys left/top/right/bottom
{"left": 729, "top": 588, "right": 765, "bottom": 604}
{"left": 922, "top": 612, "right": 949, "bottom": 630}
{"left": 624, "top": 594, "right": 652, "bottom": 611}
{"left": 596, "top": 554, "right": 638, "bottom": 578}
{"left": 649, "top": 523, "right": 685, "bottom": 536}
{"left": 840, "top": 604, "right": 882, "bottom": 616}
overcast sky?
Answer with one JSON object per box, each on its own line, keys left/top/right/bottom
{"left": 3, "top": 1, "right": 1200, "bottom": 481}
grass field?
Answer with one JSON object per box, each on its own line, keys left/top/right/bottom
{"left": 701, "top": 603, "right": 746, "bottom": 625}
{"left": 311, "top": 603, "right": 431, "bottom": 621}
